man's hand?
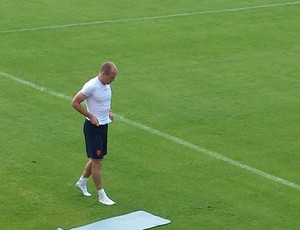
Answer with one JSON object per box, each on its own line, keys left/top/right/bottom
{"left": 90, "top": 115, "right": 99, "bottom": 126}
{"left": 109, "top": 110, "right": 114, "bottom": 122}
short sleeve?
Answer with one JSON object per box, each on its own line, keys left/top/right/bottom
{"left": 81, "top": 78, "right": 96, "bottom": 97}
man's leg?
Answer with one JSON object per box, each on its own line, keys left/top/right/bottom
{"left": 91, "top": 158, "right": 115, "bottom": 206}
{"left": 75, "top": 159, "right": 92, "bottom": 197}
{"left": 82, "top": 159, "right": 92, "bottom": 178}
{"left": 91, "top": 158, "right": 103, "bottom": 190}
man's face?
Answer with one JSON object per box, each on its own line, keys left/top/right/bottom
{"left": 103, "top": 70, "right": 117, "bottom": 84}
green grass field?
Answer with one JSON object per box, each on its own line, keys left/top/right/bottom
{"left": 1, "top": 0, "right": 300, "bottom": 229}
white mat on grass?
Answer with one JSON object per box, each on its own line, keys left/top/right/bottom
{"left": 63, "top": 210, "right": 171, "bottom": 230}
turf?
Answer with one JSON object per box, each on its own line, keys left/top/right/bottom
{"left": 0, "top": 0, "right": 300, "bottom": 229}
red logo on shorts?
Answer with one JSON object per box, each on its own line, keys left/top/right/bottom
{"left": 96, "top": 149, "right": 101, "bottom": 156}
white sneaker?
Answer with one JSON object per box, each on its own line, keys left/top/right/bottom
{"left": 99, "top": 196, "right": 115, "bottom": 206}
{"left": 75, "top": 182, "right": 91, "bottom": 197}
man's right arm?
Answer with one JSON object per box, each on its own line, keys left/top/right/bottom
{"left": 71, "top": 91, "right": 99, "bottom": 126}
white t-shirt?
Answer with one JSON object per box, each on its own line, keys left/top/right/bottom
{"left": 81, "top": 76, "right": 112, "bottom": 125}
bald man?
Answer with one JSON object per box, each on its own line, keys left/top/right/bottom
{"left": 71, "top": 62, "right": 118, "bottom": 205}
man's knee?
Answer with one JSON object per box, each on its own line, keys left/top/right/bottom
{"left": 91, "top": 159, "right": 103, "bottom": 170}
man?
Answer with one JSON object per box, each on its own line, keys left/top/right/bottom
{"left": 71, "top": 61, "right": 118, "bottom": 205}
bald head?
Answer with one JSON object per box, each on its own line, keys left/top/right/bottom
{"left": 98, "top": 61, "right": 118, "bottom": 85}
{"left": 101, "top": 62, "right": 118, "bottom": 75}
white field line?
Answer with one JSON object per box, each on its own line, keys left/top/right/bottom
{"left": 1, "top": 71, "right": 300, "bottom": 191}
{"left": 0, "top": 1, "right": 300, "bottom": 34}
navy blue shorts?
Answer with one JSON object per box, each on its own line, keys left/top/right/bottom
{"left": 83, "top": 119, "right": 108, "bottom": 159}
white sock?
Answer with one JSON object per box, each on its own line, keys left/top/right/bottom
{"left": 79, "top": 176, "right": 88, "bottom": 184}
{"left": 98, "top": 188, "right": 106, "bottom": 197}
{"left": 98, "top": 188, "right": 115, "bottom": 205}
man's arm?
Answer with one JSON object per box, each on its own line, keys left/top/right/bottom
{"left": 71, "top": 91, "right": 99, "bottom": 126}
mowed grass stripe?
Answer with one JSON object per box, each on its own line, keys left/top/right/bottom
{"left": 1, "top": 70, "right": 300, "bottom": 191}
{"left": 0, "top": 1, "right": 300, "bottom": 34}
